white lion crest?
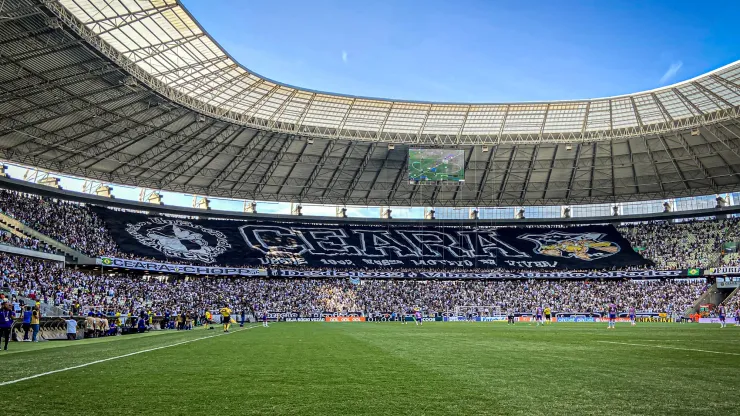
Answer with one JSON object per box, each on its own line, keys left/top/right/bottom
{"left": 126, "top": 219, "right": 230, "bottom": 263}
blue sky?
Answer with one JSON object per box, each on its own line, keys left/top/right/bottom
{"left": 6, "top": 1, "right": 739, "bottom": 217}
{"left": 180, "top": 0, "right": 740, "bottom": 103}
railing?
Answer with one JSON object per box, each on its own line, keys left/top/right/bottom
{"left": 722, "top": 286, "right": 740, "bottom": 306}
{"left": 0, "top": 220, "right": 29, "bottom": 241}
{"left": 9, "top": 317, "right": 81, "bottom": 341}
{"left": 0, "top": 242, "right": 66, "bottom": 263}
{"left": 5, "top": 295, "right": 66, "bottom": 318}
{"left": 687, "top": 283, "right": 716, "bottom": 315}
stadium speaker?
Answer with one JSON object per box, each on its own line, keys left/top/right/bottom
{"left": 147, "top": 192, "right": 163, "bottom": 205}
{"left": 388, "top": 143, "right": 395, "bottom": 150}
{"left": 425, "top": 210, "right": 436, "bottom": 220}
{"left": 244, "top": 201, "right": 257, "bottom": 213}
{"left": 691, "top": 128, "right": 700, "bottom": 136}
{"left": 307, "top": 138, "right": 314, "bottom": 144}
{"left": 46, "top": 17, "right": 63, "bottom": 30}
{"left": 565, "top": 143, "right": 573, "bottom": 151}
{"left": 612, "top": 205, "right": 619, "bottom": 216}
{"left": 482, "top": 145, "right": 489, "bottom": 152}
{"left": 663, "top": 201, "right": 672, "bottom": 213}
{"left": 195, "top": 197, "right": 210, "bottom": 210}
{"left": 38, "top": 176, "right": 61, "bottom": 189}
{"left": 469, "top": 209, "right": 479, "bottom": 220}
{"left": 95, "top": 185, "right": 113, "bottom": 198}
{"left": 516, "top": 208, "right": 525, "bottom": 219}
{"left": 716, "top": 196, "right": 727, "bottom": 208}
{"left": 121, "top": 76, "right": 137, "bottom": 88}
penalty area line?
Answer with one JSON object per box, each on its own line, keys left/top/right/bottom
{"left": 0, "top": 325, "right": 260, "bottom": 387}
{"left": 596, "top": 341, "right": 740, "bottom": 356}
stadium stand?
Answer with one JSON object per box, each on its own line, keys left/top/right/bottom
{"left": 617, "top": 219, "right": 740, "bottom": 270}
{"left": 720, "top": 252, "right": 740, "bottom": 268}
{"left": 0, "top": 190, "right": 117, "bottom": 258}
{"left": 1, "top": 1, "right": 739, "bottom": 413}
{"left": 2, "top": 189, "right": 740, "bottom": 270}
{"left": 1, "top": 187, "right": 740, "bottom": 325}
{"left": 0, "top": 252, "right": 709, "bottom": 317}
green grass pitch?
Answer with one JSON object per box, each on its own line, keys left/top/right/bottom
{"left": 408, "top": 149, "right": 464, "bottom": 181}
{"left": 2, "top": 322, "right": 738, "bottom": 415}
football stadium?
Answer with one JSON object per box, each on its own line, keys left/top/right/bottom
{"left": 1, "top": 0, "right": 740, "bottom": 415}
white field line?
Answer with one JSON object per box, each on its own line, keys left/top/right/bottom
{"left": 0, "top": 325, "right": 259, "bottom": 387}
{"left": 1, "top": 328, "right": 187, "bottom": 357}
{"left": 642, "top": 339, "right": 683, "bottom": 342}
{"left": 596, "top": 340, "right": 740, "bottom": 356}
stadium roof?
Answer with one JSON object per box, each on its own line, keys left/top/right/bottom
{"left": 1, "top": 0, "right": 740, "bottom": 207}
{"left": 54, "top": 0, "right": 740, "bottom": 145}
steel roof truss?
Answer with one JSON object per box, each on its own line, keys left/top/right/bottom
{"left": 206, "top": 130, "right": 271, "bottom": 189}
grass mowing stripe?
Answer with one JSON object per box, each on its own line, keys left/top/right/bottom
{"left": 0, "top": 325, "right": 259, "bottom": 387}
{"left": 596, "top": 340, "right": 740, "bottom": 356}
{"left": 0, "top": 323, "right": 737, "bottom": 415}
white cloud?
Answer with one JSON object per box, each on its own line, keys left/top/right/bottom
{"left": 659, "top": 61, "right": 683, "bottom": 84}
{"left": 341, "top": 50, "right": 348, "bottom": 64}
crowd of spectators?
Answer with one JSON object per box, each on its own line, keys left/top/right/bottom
{"left": 1, "top": 188, "right": 740, "bottom": 272}
{"left": 720, "top": 252, "right": 740, "bottom": 268}
{"left": 247, "top": 278, "right": 707, "bottom": 316}
{"left": 0, "top": 190, "right": 117, "bottom": 257}
{"left": 0, "top": 253, "right": 708, "bottom": 318}
{"left": 617, "top": 218, "right": 740, "bottom": 269}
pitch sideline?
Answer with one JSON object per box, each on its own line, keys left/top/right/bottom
{"left": 0, "top": 327, "right": 199, "bottom": 357}
{"left": 596, "top": 340, "right": 740, "bottom": 356}
{"left": 0, "top": 325, "right": 260, "bottom": 387}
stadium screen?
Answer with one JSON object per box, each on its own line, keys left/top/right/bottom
{"left": 408, "top": 149, "right": 465, "bottom": 182}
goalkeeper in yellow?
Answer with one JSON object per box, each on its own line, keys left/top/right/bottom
{"left": 219, "top": 306, "right": 233, "bottom": 333}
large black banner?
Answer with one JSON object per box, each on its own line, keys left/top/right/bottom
{"left": 93, "top": 207, "right": 651, "bottom": 270}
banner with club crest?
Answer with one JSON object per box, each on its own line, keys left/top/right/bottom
{"left": 92, "top": 207, "right": 652, "bottom": 271}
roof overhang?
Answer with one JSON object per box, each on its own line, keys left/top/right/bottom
{"left": 48, "top": 0, "right": 740, "bottom": 146}
{"left": 1, "top": 0, "right": 740, "bottom": 208}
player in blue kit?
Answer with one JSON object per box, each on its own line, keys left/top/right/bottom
{"left": 535, "top": 307, "right": 543, "bottom": 326}
{"left": 607, "top": 302, "right": 617, "bottom": 329}
{"left": 735, "top": 308, "right": 740, "bottom": 327}
{"left": 629, "top": 306, "right": 636, "bottom": 326}
{"left": 414, "top": 310, "right": 423, "bottom": 326}
{"left": 718, "top": 304, "right": 726, "bottom": 328}
{"left": 262, "top": 312, "right": 269, "bottom": 328}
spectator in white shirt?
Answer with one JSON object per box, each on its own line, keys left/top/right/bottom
{"left": 64, "top": 316, "right": 77, "bottom": 340}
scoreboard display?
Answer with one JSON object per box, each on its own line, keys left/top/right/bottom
{"left": 408, "top": 149, "right": 465, "bottom": 182}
